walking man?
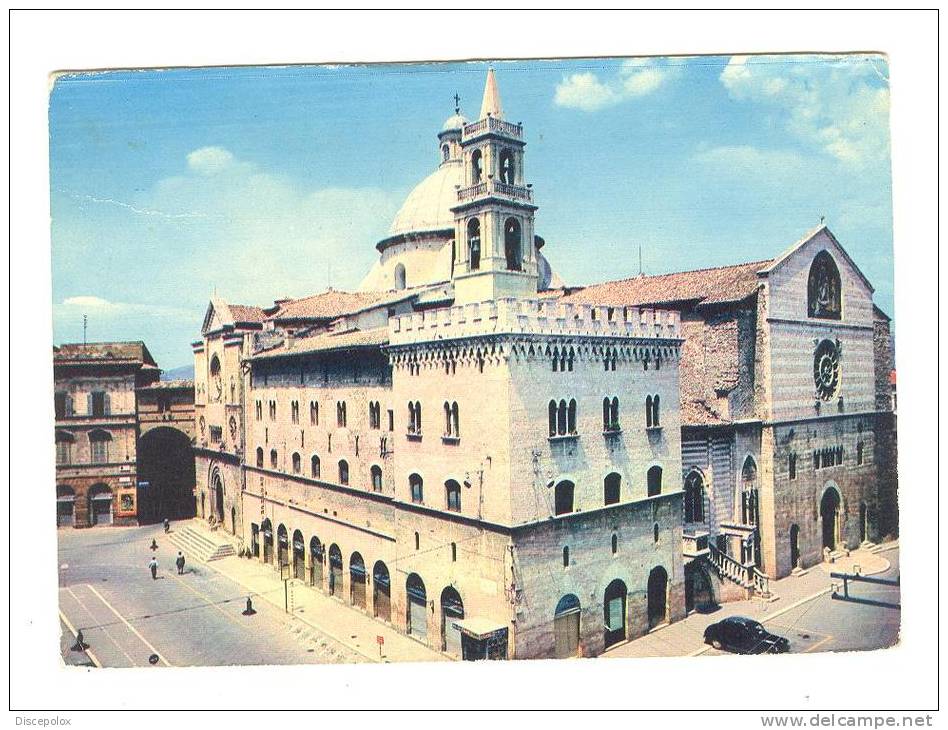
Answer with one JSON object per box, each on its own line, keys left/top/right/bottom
{"left": 149, "top": 556, "right": 158, "bottom": 580}
{"left": 163, "top": 518, "right": 170, "bottom": 534}
{"left": 175, "top": 551, "right": 186, "bottom": 575}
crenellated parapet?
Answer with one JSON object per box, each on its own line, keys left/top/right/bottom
{"left": 389, "top": 297, "right": 682, "bottom": 347}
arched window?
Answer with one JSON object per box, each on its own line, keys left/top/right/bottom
{"left": 611, "top": 533, "right": 618, "bottom": 554}
{"left": 567, "top": 399, "right": 577, "bottom": 434}
{"left": 499, "top": 148, "right": 515, "bottom": 184}
{"left": 451, "top": 402, "right": 459, "bottom": 437}
{"left": 408, "top": 402, "right": 416, "bottom": 433}
{"left": 557, "top": 400, "right": 567, "bottom": 435}
{"left": 652, "top": 395, "right": 660, "bottom": 427}
{"left": 444, "top": 401, "right": 452, "bottom": 437}
{"left": 548, "top": 400, "right": 558, "bottom": 437}
{"left": 336, "top": 401, "right": 347, "bottom": 428}
{"left": 684, "top": 471, "right": 705, "bottom": 523}
{"left": 311, "top": 454, "right": 321, "bottom": 478}
{"left": 603, "top": 396, "right": 619, "bottom": 431}
{"left": 409, "top": 473, "right": 424, "bottom": 504}
{"left": 445, "top": 480, "right": 461, "bottom": 512}
{"left": 371, "top": 465, "right": 383, "bottom": 493}
{"left": 256, "top": 447, "right": 264, "bottom": 468}
{"left": 646, "top": 395, "right": 653, "bottom": 428}
{"left": 89, "top": 430, "right": 112, "bottom": 464}
{"left": 338, "top": 459, "right": 349, "bottom": 485}
{"left": 291, "top": 452, "right": 301, "bottom": 474}
{"left": 504, "top": 217, "right": 522, "bottom": 271}
{"left": 554, "top": 480, "right": 575, "bottom": 515}
{"left": 604, "top": 473, "right": 621, "bottom": 506}
{"left": 310, "top": 401, "right": 318, "bottom": 425}
{"left": 270, "top": 449, "right": 278, "bottom": 469}
{"left": 647, "top": 465, "right": 663, "bottom": 497}
{"left": 471, "top": 149, "right": 482, "bottom": 183}
{"left": 807, "top": 250, "right": 842, "bottom": 319}
{"left": 55, "top": 431, "right": 74, "bottom": 465}
{"left": 467, "top": 218, "right": 481, "bottom": 271}
{"left": 394, "top": 263, "right": 407, "bottom": 291}
{"left": 441, "top": 143, "right": 450, "bottom": 162}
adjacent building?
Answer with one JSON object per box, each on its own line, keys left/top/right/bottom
{"left": 54, "top": 341, "right": 195, "bottom": 527}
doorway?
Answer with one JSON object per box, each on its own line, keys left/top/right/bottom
{"left": 789, "top": 524, "right": 801, "bottom": 569}
{"left": 553, "top": 594, "right": 581, "bottom": 658}
{"left": 821, "top": 487, "right": 841, "bottom": 551}
{"left": 440, "top": 586, "right": 464, "bottom": 657}
{"left": 373, "top": 561, "right": 391, "bottom": 622}
{"left": 647, "top": 566, "right": 669, "bottom": 630}
{"left": 603, "top": 579, "right": 627, "bottom": 648}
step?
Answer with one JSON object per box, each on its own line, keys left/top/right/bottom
{"left": 169, "top": 526, "right": 235, "bottom": 562}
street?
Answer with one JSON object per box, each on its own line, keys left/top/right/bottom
{"left": 605, "top": 545, "right": 900, "bottom": 659}
{"left": 58, "top": 522, "right": 364, "bottom": 667}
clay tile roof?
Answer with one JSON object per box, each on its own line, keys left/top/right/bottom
{"left": 228, "top": 304, "right": 267, "bottom": 324}
{"left": 253, "top": 327, "right": 389, "bottom": 360}
{"left": 54, "top": 341, "right": 156, "bottom": 366}
{"left": 267, "top": 289, "right": 406, "bottom": 322}
{"left": 562, "top": 259, "right": 772, "bottom": 309}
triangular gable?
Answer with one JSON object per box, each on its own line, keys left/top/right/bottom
{"left": 758, "top": 225, "right": 875, "bottom": 294}
{"left": 201, "top": 297, "right": 234, "bottom": 336}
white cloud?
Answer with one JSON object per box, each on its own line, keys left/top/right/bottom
{"left": 719, "top": 54, "right": 890, "bottom": 167}
{"left": 62, "top": 295, "right": 112, "bottom": 308}
{"left": 554, "top": 72, "right": 619, "bottom": 112}
{"left": 554, "top": 60, "right": 676, "bottom": 111}
{"left": 186, "top": 146, "right": 237, "bottom": 175}
{"left": 128, "top": 148, "right": 399, "bottom": 305}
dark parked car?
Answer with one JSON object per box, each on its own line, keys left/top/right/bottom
{"left": 703, "top": 616, "right": 790, "bottom": 654}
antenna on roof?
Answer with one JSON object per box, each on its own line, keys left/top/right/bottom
{"left": 820, "top": 215, "right": 826, "bottom": 225}
{"left": 638, "top": 244, "right": 643, "bottom": 276}
{"left": 83, "top": 314, "right": 87, "bottom": 344}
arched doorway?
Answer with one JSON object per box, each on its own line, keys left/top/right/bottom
{"left": 328, "top": 544, "right": 343, "bottom": 598}
{"left": 277, "top": 524, "right": 289, "bottom": 567}
{"left": 292, "top": 530, "right": 305, "bottom": 580}
{"left": 373, "top": 561, "right": 391, "bottom": 622}
{"left": 684, "top": 563, "right": 714, "bottom": 613}
{"left": 647, "top": 566, "right": 669, "bottom": 630}
{"left": 212, "top": 471, "right": 225, "bottom": 523}
{"left": 309, "top": 537, "right": 324, "bottom": 589}
{"left": 859, "top": 502, "right": 869, "bottom": 543}
{"left": 603, "top": 579, "right": 628, "bottom": 649}
{"left": 789, "top": 524, "right": 801, "bottom": 569}
{"left": 88, "top": 484, "right": 113, "bottom": 526}
{"left": 821, "top": 487, "right": 841, "bottom": 551}
{"left": 136, "top": 427, "right": 196, "bottom": 522}
{"left": 261, "top": 519, "right": 273, "bottom": 564}
{"left": 553, "top": 594, "right": 581, "bottom": 659}
{"left": 406, "top": 573, "right": 427, "bottom": 642}
{"left": 440, "top": 586, "right": 464, "bottom": 657}
{"left": 349, "top": 552, "right": 367, "bottom": 610}
{"left": 57, "top": 485, "right": 76, "bottom": 527}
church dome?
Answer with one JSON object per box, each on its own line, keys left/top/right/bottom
{"left": 386, "top": 160, "right": 463, "bottom": 239}
{"left": 441, "top": 113, "right": 468, "bottom": 132}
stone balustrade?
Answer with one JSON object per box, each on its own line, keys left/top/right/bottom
{"left": 462, "top": 116, "right": 523, "bottom": 141}
{"left": 389, "top": 297, "right": 681, "bottom": 346}
{"left": 456, "top": 179, "right": 533, "bottom": 204}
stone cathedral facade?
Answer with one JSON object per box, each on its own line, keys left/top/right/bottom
{"left": 191, "top": 70, "right": 897, "bottom": 660}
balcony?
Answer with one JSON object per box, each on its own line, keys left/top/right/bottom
{"left": 683, "top": 530, "right": 710, "bottom": 559}
{"left": 456, "top": 179, "right": 533, "bottom": 205}
{"left": 462, "top": 116, "right": 523, "bottom": 141}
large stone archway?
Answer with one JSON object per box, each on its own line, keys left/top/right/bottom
{"left": 137, "top": 426, "right": 196, "bottom": 523}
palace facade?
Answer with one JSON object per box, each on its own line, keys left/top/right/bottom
{"left": 191, "top": 70, "right": 897, "bottom": 660}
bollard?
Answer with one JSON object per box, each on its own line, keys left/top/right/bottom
{"left": 71, "top": 630, "right": 87, "bottom": 652}
{"left": 242, "top": 596, "right": 256, "bottom": 616}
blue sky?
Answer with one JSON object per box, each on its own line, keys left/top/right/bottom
{"left": 49, "top": 55, "right": 893, "bottom": 369}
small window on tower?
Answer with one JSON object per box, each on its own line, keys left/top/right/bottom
{"left": 442, "top": 143, "right": 450, "bottom": 162}
{"left": 467, "top": 219, "right": 481, "bottom": 271}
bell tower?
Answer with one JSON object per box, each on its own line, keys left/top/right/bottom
{"left": 451, "top": 68, "right": 539, "bottom": 305}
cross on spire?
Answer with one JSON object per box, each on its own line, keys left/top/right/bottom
{"left": 453, "top": 93, "right": 461, "bottom": 114}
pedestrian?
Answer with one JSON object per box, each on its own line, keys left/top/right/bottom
{"left": 163, "top": 518, "right": 170, "bottom": 534}
{"left": 149, "top": 556, "right": 158, "bottom": 580}
{"left": 176, "top": 551, "right": 185, "bottom": 575}
{"left": 150, "top": 538, "right": 158, "bottom": 551}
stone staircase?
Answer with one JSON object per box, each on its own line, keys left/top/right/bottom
{"left": 707, "top": 542, "right": 772, "bottom": 599}
{"left": 169, "top": 523, "right": 236, "bottom": 563}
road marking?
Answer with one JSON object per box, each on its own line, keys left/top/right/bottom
{"left": 84, "top": 584, "right": 172, "bottom": 667}
{"left": 804, "top": 634, "right": 835, "bottom": 653}
{"left": 64, "top": 586, "right": 139, "bottom": 667}
{"left": 58, "top": 609, "right": 102, "bottom": 668}
{"left": 167, "top": 572, "right": 247, "bottom": 628}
